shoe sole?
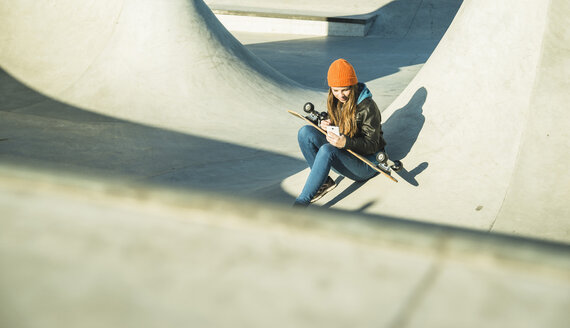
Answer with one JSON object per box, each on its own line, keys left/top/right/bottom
{"left": 310, "top": 183, "right": 337, "bottom": 203}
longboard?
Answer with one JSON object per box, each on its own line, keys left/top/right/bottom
{"left": 288, "top": 110, "right": 399, "bottom": 183}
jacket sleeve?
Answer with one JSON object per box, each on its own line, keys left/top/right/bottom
{"left": 344, "top": 99, "right": 385, "bottom": 155}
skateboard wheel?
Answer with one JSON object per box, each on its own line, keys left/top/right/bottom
{"left": 376, "top": 151, "right": 387, "bottom": 163}
{"left": 391, "top": 160, "right": 403, "bottom": 172}
{"left": 303, "top": 102, "right": 314, "bottom": 113}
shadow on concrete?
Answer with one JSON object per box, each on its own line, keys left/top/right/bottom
{"left": 384, "top": 87, "right": 427, "bottom": 186}
{"left": 367, "top": 0, "right": 463, "bottom": 39}
{"left": 322, "top": 176, "right": 364, "bottom": 209}
{"left": 0, "top": 67, "right": 426, "bottom": 211}
{"left": 242, "top": 0, "right": 462, "bottom": 89}
{"left": 322, "top": 179, "right": 376, "bottom": 211}
{"left": 395, "top": 161, "right": 428, "bottom": 187}
{"left": 0, "top": 69, "right": 303, "bottom": 204}
{"left": 244, "top": 36, "right": 439, "bottom": 89}
{"left": 326, "top": 0, "right": 462, "bottom": 39}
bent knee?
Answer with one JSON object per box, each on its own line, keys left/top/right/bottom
{"left": 320, "top": 143, "right": 339, "bottom": 154}
{"left": 315, "top": 144, "right": 342, "bottom": 161}
{"left": 298, "top": 125, "right": 319, "bottom": 141}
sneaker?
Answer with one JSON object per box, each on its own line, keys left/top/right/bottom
{"left": 311, "top": 176, "right": 336, "bottom": 203}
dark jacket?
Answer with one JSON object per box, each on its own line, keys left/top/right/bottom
{"left": 343, "top": 83, "right": 386, "bottom": 155}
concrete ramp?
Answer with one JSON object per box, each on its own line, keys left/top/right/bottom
{"left": 1, "top": 0, "right": 568, "bottom": 240}
{"left": 493, "top": 0, "right": 570, "bottom": 239}
{"left": 1, "top": 164, "right": 569, "bottom": 328}
{"left": 0, "top": 0, "right": 320, "bottom": 153}
{"left": 1, "top": 0, "right": 569, "bottom": 327}
{"left": 283, "top": 0, "right": 569, "bottom": 242}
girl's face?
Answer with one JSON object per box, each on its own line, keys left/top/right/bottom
{"left": 331, "top": 86, "right": 351, "bottom": 103}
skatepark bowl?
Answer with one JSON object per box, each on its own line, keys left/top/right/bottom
{"left": 1, "top": 0, "right": 569, "bottom": 327}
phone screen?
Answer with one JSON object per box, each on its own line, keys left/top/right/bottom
{"left": 327, "top": 126, "right": 340, "bottom": 136}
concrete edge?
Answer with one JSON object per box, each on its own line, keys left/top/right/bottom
{"left": 210, "top": 6, "right": 377, "bottom": 36}
{"left": 211, "top": 7, "right": 376, "bottom": 24}
{"left": 1, "top": 162, "right": 569, "bottom": 277}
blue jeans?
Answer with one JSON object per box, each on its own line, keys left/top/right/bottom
{"left": 294, "top": 125, "right": 378, "bottom": 206}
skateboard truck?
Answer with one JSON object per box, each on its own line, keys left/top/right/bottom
{"left": 376, "top": 151, "right": 403, "bottom": 173}
{"left": 303, "top": 102, "right": 328, "bottom": 125}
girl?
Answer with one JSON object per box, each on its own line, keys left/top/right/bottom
{"left": 294, "top": 58, "right": 386, "bottom": 207}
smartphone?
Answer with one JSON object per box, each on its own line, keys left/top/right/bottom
{"left": 327, "top": 126, "right": 340, "bottom": 136}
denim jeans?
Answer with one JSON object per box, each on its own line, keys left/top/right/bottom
{"left": 294, "top": 125, "right": 378, "bottom": 206}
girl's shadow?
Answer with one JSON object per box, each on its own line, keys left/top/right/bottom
{"left": 384, "top": 87, "right": 428, "bottom": 186}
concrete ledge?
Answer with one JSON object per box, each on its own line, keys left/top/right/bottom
{"left": 2, "top": 163, "right": 570, "bottom": 328}
{"left": 211, "top": 6, "right": 377, "bottom": 36}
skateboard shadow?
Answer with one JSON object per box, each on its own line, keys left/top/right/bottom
{"left": 393, "top": 161, "right": 428, "bottom": 187}
{"left": 383, "top": 87, "right": 428, "bottom": 186}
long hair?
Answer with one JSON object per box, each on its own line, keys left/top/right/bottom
{"left": 327, "top": 84, "right": 359, "bottom": 138}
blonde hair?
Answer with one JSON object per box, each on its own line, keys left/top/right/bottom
{"left": 327, "top": 84, "right": 359, "bottom": 138}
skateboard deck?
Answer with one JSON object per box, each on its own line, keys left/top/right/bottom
{"left": 288, "top": 110, "right": 398, "bottom": 183}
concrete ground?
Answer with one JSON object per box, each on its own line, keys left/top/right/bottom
{"left": 1, "top": 0, "right": 569, "bottom": 327}
{"left": 2, "top": 165, "right": 569, "bottom": 328}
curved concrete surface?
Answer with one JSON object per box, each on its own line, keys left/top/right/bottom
{"left": 0, "top": 0, "right": 320, "bottom": 154}
{"left": 352, "top": 0, "right": 569, "bottom": 241}
{"left": 0, "top": 0, "right": 567, "bottom": 234}
{"left": 493, "top": 0, "right": 570, "bottom": 240}
{"left": 1, "top": 0, "right": 569, "bottom": 327}
{"left": 1, "top": 164, "right": 569, "bottom": 328}
{"left": 206, "top": 0, "right": 392, "bottom": 15}
{"left": 0, "top": 0, "right": 463, "bottom": 205}
{"left": 275, "top": 0, "right": 570, "bottom": 242}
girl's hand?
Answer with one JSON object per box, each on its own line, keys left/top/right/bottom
{"left": 327, "top": 131, "right": 346, "bottom": 148}
{"left": 320, "top": 119, "right": 331, "bottom": 130}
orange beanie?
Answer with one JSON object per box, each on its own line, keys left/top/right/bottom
{"left": 327, "top": 58, "right": 358, "bottom": 87}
